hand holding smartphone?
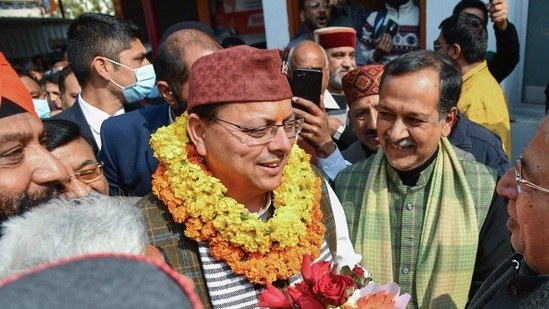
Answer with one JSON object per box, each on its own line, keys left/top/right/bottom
{"left": 384, "top": 19, "right": 399, "bottom": 38}
{"left": 291, "top": 68, "right": 323, "bottom": 110}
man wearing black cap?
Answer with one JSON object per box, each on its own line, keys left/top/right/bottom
{"left": 0, "top": 52, "right": 68, "bottom": 226}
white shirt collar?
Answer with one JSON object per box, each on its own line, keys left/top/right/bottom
{"left": 78, "top": 94, "right": 124, "bottom": 149}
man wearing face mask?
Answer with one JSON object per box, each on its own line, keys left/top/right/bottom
{"left": 54, "top": 13, "right": 154, "bottom": 151}
{"left": 14, "top": 67, "right": 51, "bottom": 118}
{"left": 99, "top": 25, "right": 221, "bottom": 197}
{"left": 356, "top": 0, "right": 420, "bottom": 65}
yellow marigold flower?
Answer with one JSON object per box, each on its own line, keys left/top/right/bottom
{"left": 150, "top": 112, "right": 325, "bottom": 285}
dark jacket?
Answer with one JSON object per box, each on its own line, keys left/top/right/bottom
{"left": 469, "top": 254, "right": 549, "bottom": 308}
{"left": 53, "top": 98, "right": 96, "bottom": 150}
{"left": 488, "top": 21, "right": 520, "bottom": 83}
{"left": 54, "top": 98, "right": 143, "bottom": 154}
{"left": 448, "top": 113, "right": 511, "bottom": 177}
{"left": 99, "top": 104, "right": 170, "bottom": 197}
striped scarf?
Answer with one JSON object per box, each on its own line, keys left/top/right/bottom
{"left": 357, "top": 138, "right": 478, "bottom": 308}
{"left": 199, "top": 240, "right": 333, "bottom": 309}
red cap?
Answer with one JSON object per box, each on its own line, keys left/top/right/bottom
{"left": 342, "top": 64, "right": 385, "bottom": 105}
{"left": 188, "top": 45, "right": 292, "bottom": 110}
{"left": 314, "top": 27, "right": 356, "bottom": 49}
{"left": 0, "top": 52, "right": 37, "bottom": 118}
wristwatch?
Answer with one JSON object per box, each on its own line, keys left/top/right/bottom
{"left": 332, "top": 124, "right": 345, "bottom": 141}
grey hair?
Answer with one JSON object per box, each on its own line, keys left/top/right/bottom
{"left": 0, "top": 194, "right": 146, "bottom": 279}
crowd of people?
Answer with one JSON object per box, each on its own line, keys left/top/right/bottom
{"left": 0, "top": 0, "right": 547, "bottom": 308}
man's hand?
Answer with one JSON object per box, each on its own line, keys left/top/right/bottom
{"left": 327, "top": 116, "right": 343, "bottom": 136}
{"left": 372, "top": 33, "right": 393, "bottom": 62}
{"left": 487, "top": 0, "right": 509, "bottom": 31}
{"left": 292, "top": 96, "right": 337, "bottom": 158}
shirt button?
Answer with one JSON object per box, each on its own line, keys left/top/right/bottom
{"left": 406, "top": 203, "right": 413, "bottom": 210}
{"left": 507, "top": 282, "right": 519, "bottom": 296}
{"left": 402, "top": 267, "right": 409, "bottom": 274}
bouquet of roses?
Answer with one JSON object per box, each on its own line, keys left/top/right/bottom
{"left": 258, "top": 254, "right": 410, "bottom": 309}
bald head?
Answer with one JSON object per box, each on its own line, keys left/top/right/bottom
{"left": 156, "top": 29, "right": 221, "bottom": 87}
{"left": 288, "top": 41, "right": 329, "bottom": 93}
{"left": 155, "top": 29, "right": 222, "bottom": 115}
{"left": 288, "top": 41, "right": 328, "bottom": 73}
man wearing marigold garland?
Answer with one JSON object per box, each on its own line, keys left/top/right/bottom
{"left": 137, "top": 45, "right": 361, "bottom": 308}
{"left": 334, "top": 50, "right": 511, "bottom": 308}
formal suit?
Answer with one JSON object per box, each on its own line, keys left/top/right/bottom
{"left": 54, "top": 97, "right": 143, "bottom": 154}
{"left": 99, "top": 104, "right": 171, "bottom": 196}
{"left": 53, "top": 98, "right": 97, "bottom": 151}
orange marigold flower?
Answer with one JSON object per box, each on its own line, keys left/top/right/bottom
{"left": 150, "top": 112, "right": 325, "bottom": 285}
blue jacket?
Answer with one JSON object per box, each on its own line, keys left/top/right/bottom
{"left": 448, "top": 113, "right": 511, "bottom": 177}
{"left": 99, "top": 104, "right": 171, "bottom": 196}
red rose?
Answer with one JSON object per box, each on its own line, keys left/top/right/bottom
{"left": 312, "top": 273, "right": 356, "bottom": 306}
{"left": 352, "top": 265, "right": 365, "bottom": 277}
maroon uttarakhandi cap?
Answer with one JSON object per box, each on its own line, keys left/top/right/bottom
{"left": 187, "top": 45, "right": 292, "bottom": 111}
{"left": 0, "top": 52, "right": 37, "bottom": 118}
{"left": 314, "top": 26, "right": 356, "bottom": 49}
{"left": 342, "top": 64, "right": 385, "bottom": 105}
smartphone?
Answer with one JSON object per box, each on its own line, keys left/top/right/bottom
{"left": 291, "top": 68, "right": 323, "bottom": 108}
{"left": 384, "top": 19, "right": 399, "bottom": 38}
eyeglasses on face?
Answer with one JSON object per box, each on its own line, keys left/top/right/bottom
{"left": 433, "top": 40, "right": 450, "bottom": 52}
{"left": 308, "top": 2, "right": 332, "bottom": 10}
{"left": 210, "top": 116, "right": 305, "bottom": 145}
{"left": 514, "top": 159, "right": 549, "bottom": 194}
{"left": 65, "top": 163, "right": 104, "bottom": 185}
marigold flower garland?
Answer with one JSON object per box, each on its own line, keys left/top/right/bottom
{"left": 150, "top": 112, "right": 326, "bottom": 284}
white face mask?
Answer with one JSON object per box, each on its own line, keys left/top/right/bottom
{"left": 104, "top": 58, "right": 156, "bottom": 103}
{"left": 33, "top": 98, "right": 50, "bottom": 118}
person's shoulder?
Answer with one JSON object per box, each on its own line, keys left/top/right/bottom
{"left": 102, "top": 104, "right": 168, "bottom": 130}
{"left": 53, "top": 101, "right": 83, "bottom": 122}
{"left": 464, "top": 117, "right": 505, "bottom": 148}
{"left": 137, "top": 192, "right": 163, "bottom": 209}
{"left": 287, "top": 34, "right": 309, "bottom": 49}
{"left": 336, "top": 155, "right": 375, "bottom": 180}
{"left": 456, "top": 147, "right": 498, "bottom": 180}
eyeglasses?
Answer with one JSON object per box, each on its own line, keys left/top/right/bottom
{"left": 211, "top": 116, "right": 305, "bottom": 145}
{"left": 308, "top": 2, "right": 332, "bottom": 10}
{"left": 514, "top": 159, "right": 549, "bottom": 194}
{"left": 65, "top": 163, "right": 104, "bottom": 185}
{"left": 433, "top": 40, "right": 450, "bottom": 52}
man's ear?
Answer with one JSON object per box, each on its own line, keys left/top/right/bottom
{"left": 157, "top": 81, "right": 175, "bottom": 106}
{"left": 187, "top": 113, "right": 208, "bottom": 156}
{"left": 92, "top": 56, "right": 113, "bottom": 81}
{"left": 448, "top": 44, "right": 461, "bottom": 60}
{"left": 441, "top": 107, "right": 457, "bottom": 137}
{"left": 300, "top": 11, "right": 305, "bottom": 23}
